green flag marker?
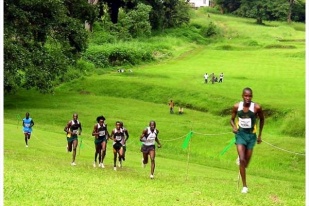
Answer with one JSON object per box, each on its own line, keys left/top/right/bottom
{"left": 182, "top": 131, "right": 193, "bottom": 149}
{"left": 79, "top": 137, "right": 84, "bottom": 149}
{"left": 78, "top": 137, "right": 84, "bottom": 155}
{"left": 220, "top": 138, "right": 235, "bottom": 155}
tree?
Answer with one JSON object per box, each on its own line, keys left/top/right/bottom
{"left": 235, "top": 0, "right": 289, "bottom": 24}
{"left": 287, "top": 0, "right": 294, "bottom": 23}
{"left": 215, "top": 0, "right": 241, "bottom": 14}
{"left": 4, "top": 0, "right": 95, "bottom": 93}
{"left": 140, "top": 0, "right": 190, "bottom": 29}
{"left": 118, "top": 3, "right": 152, "bottom": 38}
{"left": 288, "top": 0, "right": 305, "bottom": 23}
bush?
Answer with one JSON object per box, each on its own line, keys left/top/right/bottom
{"left": 201, "top": 22, "right": 221, "bottom": 37}
{"left": 280, "top": 111, "right": 305, "bottom": 137}
{"left": 82, "top": 45, "right": 154, "bottom": 68}
{"left": 76, "top": 59, "right": 96, "bottom": 76}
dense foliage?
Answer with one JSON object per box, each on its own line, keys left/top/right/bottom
{"left": 4, "top": 0, "right": 96, "bottom": 93}
{"left": 4, "top": 0, "right": 305, "bottom": 93}
{"left": 4, "top": 0, "right": 191, "bottom": 93}
{"left": 214, "top": 0, "right": 305, "bottom": 24}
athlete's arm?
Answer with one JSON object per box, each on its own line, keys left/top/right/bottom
{"left": 105, "top": 125, "right": 111, "bottom": 140}
{"left": 155, "top": 130, "right": 161, "bottom": 147}
{"left": 256, "top": 104, "right": 264, "bottom": 143}
{"left": 110, "top": 130, "right": 115, "bottom": 141}
{"left": 124, "top": 129, "right": 129, "bottom": 142}
{"left": 64, "top": 121, "right": 71, "bottom": 133}
{"left": 140, "top": 129, "right": 147, "bottom": 142}
{"left": 30, "top": 120, "right": 34, "bottom": 127}
{"left": 230, "top": 103, "right": 239, "bottom": 134}
{"left": 78, "top": 123, "right": 82, "bottom": 135}
{"left": 92, "top": 124, "right": 98, "bottom": 137}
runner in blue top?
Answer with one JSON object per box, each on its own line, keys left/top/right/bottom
{"left": 230, "top": 87, "right": 264, "bottom": 193}
{"left": 22, "top": 112, "right": 34, "bottom": 147}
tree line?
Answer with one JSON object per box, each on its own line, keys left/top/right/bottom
{"left": 4, "top": 0, "right": 305, "bottom": 93}
{"left": 214, "top": 0, "right": 305, "bottom": 24}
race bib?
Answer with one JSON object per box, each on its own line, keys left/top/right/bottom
{"left": 99, "top": 131, "right": 105, "bottom": 136}
{"left": 115, "top": 135, "right": 122, "bottom": 141}
{"left": 72, "top": 130, "right": 78, "bottom": 134}
{"left": 146, "top": 136, "right": 155, "bottom": 144}
{"left": 25, "top": 123, "right": 30, "bottom": 127}
{"left": 238, "top": 118, "right": 252, "bottom": 128}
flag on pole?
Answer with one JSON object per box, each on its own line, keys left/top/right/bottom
{"left": 182, "top": 131, "right": 193, "bottom": 149}
{"left": 79, "top": 137, "right": 83, "bottom": 155}
{"left": 220, "top": 138, "right": 235, "bottom": 155}
{"left": 79, "top": 137, "right": 84, "bottom": 149}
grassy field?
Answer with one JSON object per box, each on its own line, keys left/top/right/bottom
{"left": 3, "top": 10, "right": 305, "bottom": 206}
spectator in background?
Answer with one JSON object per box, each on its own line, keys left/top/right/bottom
{"left": 219, "top": 73, "right": 224, "bottom": 83}
{"left": 169, "top": 100, "right": 174, "bottom": 114}
{"left": 204, "top": 73, "right": 209, "bottom": 83}
{"left": 178, "top": 106, "right": 184, "bottom": 115}
{"left": 211, "top": 73, "right": 215, "bottom": 84}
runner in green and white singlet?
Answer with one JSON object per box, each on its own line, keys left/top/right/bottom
{"left": 230, "top": 88, "right": 264, "bottom": 194}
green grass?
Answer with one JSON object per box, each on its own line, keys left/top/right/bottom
{"left": 4, "top": 9, "right": 305, "bottom": 206}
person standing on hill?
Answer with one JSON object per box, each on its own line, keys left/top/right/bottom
{"left": 211, "top": 73, "right": 215, "bottom": 84}
{"left": 219, "top": 73, "right": 224, "bottom": 83}
{"left": 204, "top": 73, "right": 209, "bottom": 83}
{"left": 230, "top": 87, "right": 264, "bottom": 193}
{"left": 110, "top": 121, "right": 125, "bottom": 171}
{"left": 169, "top": 100, "right": 174, "bottom": 114}
{"left": 22, "top": 112, "right": 34, "bottom": 147}
{"left": 64, "top": 113, "right": 82, "bottom": 166}
{"left": 140, "top": 121, "right": 162, "bottom": 179}
{"left": 178, "top": 106, "right": 184, "bottom": 114}
{"left": 92, "top": 115, "right": 109, "bottom": 168}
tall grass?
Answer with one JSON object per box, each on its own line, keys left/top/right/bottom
{"left": 4, "top": 9, "right": 305, "bottom": 205}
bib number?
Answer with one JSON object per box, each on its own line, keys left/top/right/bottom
{"left": 99, "top": 131, "right": 105, "bottom": 136}
{"left": 238, "top": 118, "right": 252, "bottom": 128}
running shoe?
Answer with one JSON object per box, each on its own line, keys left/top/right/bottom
{"left": 26, "top": 145, "right": 28, "bottom": 148}
{"left": 241, "top": 187, "right": 248, "bottom": 194}
{"left": 118, "top": 160, "right": 122, "bottom": 168}
{"left": 101, "top": 163, "right": 105, "bottom": 168}
{"left": 113, "top": 167, "right": 117, "bottom": 171}
{"left": 71, "top": 162, "right": 76, "bottom": 166}
{"left": 93, "top": 162, "right": 97, "bottom": 168}
{"left": 236, "top": 156, "right": 240, "bottom": 166}
{"left": 150, "top": 174, "right": 154, "bottom": 179}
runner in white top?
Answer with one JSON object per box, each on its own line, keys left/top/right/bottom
{"left": 140, "top": 121, "right": 162, "bottom": 179}
{"left": 110, "top": 121, "right": 125, "bottom": 170}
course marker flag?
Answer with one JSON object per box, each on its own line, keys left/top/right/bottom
{"left": 79, "top": 137, "right": 84, "bottom": 155}
{"left": 182, "top": 131, "right": 193, "bottom": 149}
{"left": 220, "top": 138, "right": 235, "bottom": 155}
